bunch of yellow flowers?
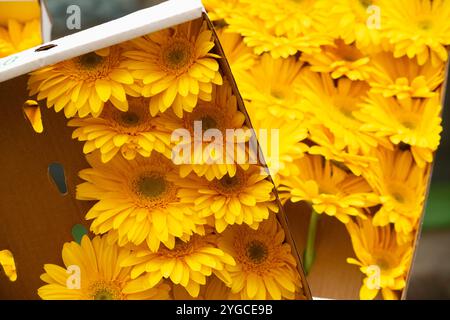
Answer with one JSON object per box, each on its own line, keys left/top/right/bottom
{"left": 203, "top": 0, "right": 449, "bottom": 300}
{"left": 27, "top": 19, "right": 304, "bottom": 300}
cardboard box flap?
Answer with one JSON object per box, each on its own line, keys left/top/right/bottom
{"left": 0, "top": 0, "right": 203, "bottom": 82}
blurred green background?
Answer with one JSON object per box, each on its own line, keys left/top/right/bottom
{"left": 423, "top": 87, "right": 450, "bottom": 231}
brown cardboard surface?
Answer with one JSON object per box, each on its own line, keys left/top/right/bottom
{"left": 0, "top": 15, "right": 312, "bottom": 300}
{"left": 0, "top": 76, "right": 92, "bottom": 299}
{"left": 285, "top": 201, "right": 363, "bottom": 299}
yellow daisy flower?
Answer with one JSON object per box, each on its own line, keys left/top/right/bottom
{"left": 76, "top": 153, "right": 205, "bottom": 252}
{"left": 308, "top": 124, "right": 377, "bottom": 177}
{"left": 226, "top": 1, "right": 330, "bottom": 58}
{"left": 246, "top": 107, "right": 309, "bottom": 182}
{"left": 28, "top": 46, "right": 138, "bottom": 118}
{"left": 216, "top": 28, "right": 257, "bottom": 84}
{"left": 123, "top": 20, "right": 223, "bottom": 118}
{"left": 38, "top": 235, "right": 171, "bottom": 300}
{"left": 239, "top": 54, "right": 305, "bottom": 120}
{"left": 379, "top": 0, "right": 450, "bottom": 66}
{"left": 318, "top": 0, "right": 382, "bottom": 52}
{"left": 300, "top": 39, "right": 373, "bottom": 81}
{"left": 121, "top": 233, "right": 235, "bottom": 298}
{"left": 0, "top": 1, "right": 40, "bottom": 24}
{"left": 177, "top": 165, "right": 277, "bottom": 233}
{"left": 0, "top": 19, "right": 41, "bottom": 58}
{"left": 356, "top": 93, "right": 442, "bottom": 167}
{"left": 69, "top": 97, "right": 173, "bottom": 163}
{"left": 202, "top": 0, "right": 241, "bottom": 22}
{"left": 278, "top": 155, "right": 379, "bottom": 223}
{"left": 298, "top": 70, "right": 384, "bottom": 155}
{"left": 368, "top": 51, "right": 445, "bottom": 100}
{"left": 364, "top": 148, "right": 427, "bottom": 240}
{"left": 155, "top": 80, "right": 249, "bottom": 181}
{"left": 346, "top": 217, "right": 413, "bottom": 300}
{"left": 217, "top": 216, "right": 302, "bottom": 300}
{"left": 173, "top": 275, "right": 235, "bottom": 300}
{"left": 0, "top": 249, "right": 17, "bottom": 282}
{"left": 239, "top": 0, "right": 323, "bottom": 36}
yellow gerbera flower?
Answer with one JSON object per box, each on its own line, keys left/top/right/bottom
{"left": 0, "top": 1, "right": 40, "bottom": 24}
{"left": 155, "top": 80, "right": 249, "bottom": 181}
{"left": 308, "top": 124, "right": 378, "bottom": 177}
{"left": 318, "top": 0, "right": 382, "bottom": 52}
{"left": 239, "top": 0, "right": 324, "bottom": 36}
{"left": 278, "top": 155, "right": 379, "bottom": 223}
{"left": 0, "top": 19, "right": 41, "bottom": 58}
{"left": 69, "top": 97, "right": 173, "bottom": 163}
{"left": 28, "top": 46, "right": 138, "bottom": 118}
{"left": 298, "top": 70, "right": 385, "bottom": 155}
{"left": 346, "top": 217, "right": 413, "bottom": 300}
{"left": 356, "top": 93, "right": 442, "bottom": 167}
{"left": 239, "top": 54, "right": 305, "bottom": 120}
{"left": 123, "top": 20, "right": 223, "bottom": 118}
{"left": 246, "top": 107, "right": 309, "bottom": 182}
{"left": 173, "top": 275, "right": 235, "bottom": 300}
{"left": 38, "top": 235, "right": 171, "bottom": 300}
{"left": 177, "top": 165, "right": 277, "bottom": 233}
{"left": 0, "top": 249, "right": 17, "bottom": 282}
{"left": 202, "top": 0, "right": 241, "bottom": 22}
{"left": 217, "top": 216, "right": 302, "bottom": 300}
{"left": 121, "top": 233, "right": 235, "bottom": 298}
{"left": 216, "top": 28, "right": 256, "bottom": 84}
{"left": 379, "top": 0, "right": 450, "bottom": 66}
{"left": 76, "top": 153, "right": 205, "bottom": 252}
{"left": 368, "top": 51, "right": 445, "bottom": 100}
{"left": 364, "top": 148, "right": 427, "bottom": 240}
{"left": 300, "top": 39, "right": 373, "bottom": 81}
{"left": 226, "top": 1, "right": 330, "bottom": 58}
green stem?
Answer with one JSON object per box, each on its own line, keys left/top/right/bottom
{"left": 304, "top": 209, "right": 320, "bottom": 275}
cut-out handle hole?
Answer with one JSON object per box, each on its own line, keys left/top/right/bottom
{"left": 22, "top": 100, "right": 43, "bottom": 133}
{"left": 71, "top": 224, "right": 88, "bottom": 244}
{"left": 35, "top": 44, "right": 57, "bottom": 52}
{"left": 48, "top": 163, "right": 68, "bottom": 196}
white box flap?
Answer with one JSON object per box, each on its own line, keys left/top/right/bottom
{"left": 40, "top": 0, "right": 52, "bottom": 43}
{"left": 0, "top": 0, "right": 204, "bottom": 82}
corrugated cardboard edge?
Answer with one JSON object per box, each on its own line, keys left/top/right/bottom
{"left": 0, "top": 0, "right": 203, "bottom": 82}
{"left": 203, "top": 12, "right": 312, "bottom": 300}
{"left": 402, "top": 59, "right": 450, "bottom": 300}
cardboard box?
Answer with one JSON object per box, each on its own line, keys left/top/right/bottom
{"left": 281, "top": 49, "right": 449, "bottom": 302}
{"left": 203, "top": 0, "right": 449, "bottom": 301}
{"left": 0, "top": 0, "right": 311, "bottom": 300}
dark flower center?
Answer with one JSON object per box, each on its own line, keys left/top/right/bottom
{"left": 246, "top": 240, "right": 269, "bottom": 264}
{"left": 78, "top": 52, "right": 104, "bottom": 69}
{"left": 163, "top": 39, "right": 193, "bottom": 72}
{"left": 136, "top": 175, "right": 167, "bottom": 199}
{"left": 120, "top": 111, "right": 140, "bottom": 127}
{"left": 94, "top": 289, "right": 115, "bottom": 300}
